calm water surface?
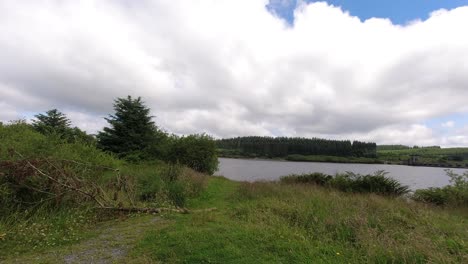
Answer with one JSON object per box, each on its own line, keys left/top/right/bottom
{"left": 216, "top": 158, "right": 468, "bottom": 190}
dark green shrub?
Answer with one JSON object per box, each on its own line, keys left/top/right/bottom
{"left": 413, "top": 188, "right": 449, "bottom": 205}
{"left": 167, "top": 134, "right": 218, "bottom": 175}
{"left": 413, "top": 170, "right": 468, "bottom": 206}
{"left": 280, "top": 173, "right": 332, "bottom": 185}
{"left": 280, "top": 171, "right": 409, "bottom": 196}
{"left": 331, "top": 171, "right": 409, "bottom": 196}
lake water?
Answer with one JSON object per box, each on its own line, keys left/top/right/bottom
{"left": 216, "top": 158, "right": 468, "bottom": 190}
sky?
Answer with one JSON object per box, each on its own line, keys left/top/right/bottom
{"left": 1, "top": 0, "right": 468, "bottom": 147}
{"left": 268, "top": 0, "right": 468, "bottom": 24}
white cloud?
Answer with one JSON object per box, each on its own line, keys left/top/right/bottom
{"left": 0, "top": 1, "right": 468, "bottom": 146}
{"left": 441, "top": 121, "right": 455, "bottom": 128}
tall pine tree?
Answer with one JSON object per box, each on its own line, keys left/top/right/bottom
{"left": 97, "top": 96, "right": 161, "bottom": 158}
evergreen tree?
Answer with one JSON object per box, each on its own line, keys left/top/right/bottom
{"left": 32, "top": 109, "right": 71, "bottom": 135}
{"left": 97, "top": 96, "right": 160, "bottom": 158}
{"left": 31, "top": 109, "right": 95, "bottom": 144}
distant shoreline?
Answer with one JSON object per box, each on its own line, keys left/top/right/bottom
{"left": 218, "top": 155, "right": 468, "bottom": 169}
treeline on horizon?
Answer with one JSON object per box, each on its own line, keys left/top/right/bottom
{"left": 217, "top": 136, "right": 377, "bottom": 158}
{"left": 377, "top": 145, "right": 441, "bottom": 151}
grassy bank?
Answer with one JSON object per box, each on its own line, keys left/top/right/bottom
{"left": 2, "top": 176, "right": 467, "bottom": 263}
{"left": 132, "top": 177, "right": 468, "bottom": 263}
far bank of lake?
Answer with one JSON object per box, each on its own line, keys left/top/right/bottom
{"left": 216, "top": 158, "right": 468, "bottom": 190}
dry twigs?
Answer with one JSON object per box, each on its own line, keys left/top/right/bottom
{"left": 1, "top": 149, "right": 212, "bottom": 215}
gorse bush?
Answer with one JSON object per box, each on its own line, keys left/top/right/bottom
{"left": 413, "top": 169, "right": 468, "bottom": 206}
{"left": 281, "top": 170, "right": 410, "bottom": 196}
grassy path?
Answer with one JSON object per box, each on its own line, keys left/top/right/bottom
{"left": 2, "top": 215, "right": 169, "bottom": 263}
{"left": 1, "top": 177, "right": 237, "bottom": 264}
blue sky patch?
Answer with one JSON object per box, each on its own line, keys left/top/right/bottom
{"left": 267, "top": 0, "right": 468, "bottom": 24}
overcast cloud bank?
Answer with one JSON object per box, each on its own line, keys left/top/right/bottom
{"left": 1, "top": 0, "right": 467, "bottom": 146}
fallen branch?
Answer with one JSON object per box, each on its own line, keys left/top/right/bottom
{"left": 97, "top": 207, "right": 218, "bottom": 214}
{"left": 13, "top": 150, "right": 106, "bottom": 208}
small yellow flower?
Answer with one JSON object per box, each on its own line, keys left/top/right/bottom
{"left": 336, "top": 252, "right": 340, "bottom": 255}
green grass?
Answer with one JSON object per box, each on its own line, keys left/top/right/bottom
{"left": 0, "top": 206, "right": 99, "bottom": 259}
{"left": 132, "top": 177, "right": 468, "bottom": 263}
{"left": 2, "top": 177, "right": 467, "bottom": 263}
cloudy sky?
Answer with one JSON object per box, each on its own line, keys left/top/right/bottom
{"left": 1, "top": 0, "right": 468, "bottom": 146}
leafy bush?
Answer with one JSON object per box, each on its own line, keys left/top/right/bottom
{"left": 167, "top": 134, "right": 219, "bottom": 175}
{"left": 331, "top": 171, "right": 409, "bottom": 196}
{"left": 280, "top": 170, "right": 409, "bottom": 196}
{"left": 281, "top": 173, "right": 332, "bottom": 185}
{"left": 413, "top": 188, "right": 450, "bottom": 205}
{"left": 413, "top": 170, "right": 468, "bottom": 206}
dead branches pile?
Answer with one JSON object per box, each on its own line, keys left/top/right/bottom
{"left": 0, "top": 149, "right": 135, "bottom": 209}
{"left": 0, "top": 149, "right": 216, "bottom": 214}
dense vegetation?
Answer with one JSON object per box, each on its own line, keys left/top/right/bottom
{"left": 1, "top": 96, "right": 467, "bottom": 262}
{"left": 0, "top": 96, "right": 218, "bottom": 258}
{"left": 97, "top": 96, "right": 218, "bottom": 174}
{"left": 217, "top": 136, "right": 377, "bottom": 158}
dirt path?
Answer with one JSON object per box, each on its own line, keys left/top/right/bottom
{"left": 3, "top": 215, "right": 168, "bottom": 264}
